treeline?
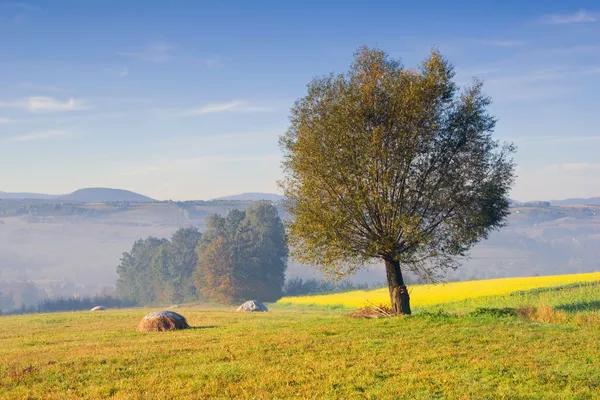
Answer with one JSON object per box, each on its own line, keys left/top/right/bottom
{"left": 283, "top": 278, "right": 378, "bottom": 296}
{"left": 1, "top": 295, "right": 134, "bottom": 316}
{"left": 116, "top": 203, "right": 288, "bottom": 305}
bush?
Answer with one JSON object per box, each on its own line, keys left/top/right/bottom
{"left": 2, "top": 295, "right": 136, "bottom": 315}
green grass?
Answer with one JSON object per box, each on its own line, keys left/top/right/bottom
{"left": 423, "top": 281, "right": 600, "bottom": 315}
{"left": 1, "top": 293, "right": 600, "bottom": 399}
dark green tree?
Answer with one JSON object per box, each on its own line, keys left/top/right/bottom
{"left": 279, "top": 46, "right": 516, "bottom": 314}
{"left": 116, "top": 237, "right": 167, "bottom": 304}
{"left": 116, "top": 227, "right": 202, "bottom": 305}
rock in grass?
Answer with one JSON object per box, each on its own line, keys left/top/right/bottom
{"left": 90, "top": 306, "right": 106, "bottom": 311}
{"left": 236, "top": 300, "right": 268, "bottom": 312}
{"left": 137, "top": 310, "right": 189, "bottom": 332}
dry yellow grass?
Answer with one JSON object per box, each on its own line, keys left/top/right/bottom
{"left": 278, "top": 271, "right": 600, "bottom": 308}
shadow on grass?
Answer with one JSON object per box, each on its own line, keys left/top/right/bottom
{"left": 555, "top": 301, "right": 600, "bottom": 313}
{"left": 188, "top": 325, "right": 218, "bottom": 330}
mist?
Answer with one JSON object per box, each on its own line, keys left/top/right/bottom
{"left": 1, "top": 191, "right": 600, "bottom": 312}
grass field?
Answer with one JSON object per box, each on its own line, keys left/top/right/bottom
{"left": 277, "top": 271, "right": 600, "bottom": 309}
{"left": 2, "top": 279, "right": 600, "bottom": 399}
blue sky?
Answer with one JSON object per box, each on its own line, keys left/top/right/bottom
{"left": 0, "top": 0, "right": 599, "bottom": 201}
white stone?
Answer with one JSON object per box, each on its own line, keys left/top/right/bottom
{"left": 236, "top": 300, "right": 268, "bottom": 312}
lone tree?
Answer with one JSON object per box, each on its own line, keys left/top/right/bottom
{"left": 279, "top": 46, "right": 515, "bottom": 315}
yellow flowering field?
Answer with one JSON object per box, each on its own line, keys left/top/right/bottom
{"left": 278, "top": 271, "right": 600, "bottom": 308}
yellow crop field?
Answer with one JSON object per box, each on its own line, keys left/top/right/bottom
{"left": 278, "top": 271, "right": 600, "bottom": 308}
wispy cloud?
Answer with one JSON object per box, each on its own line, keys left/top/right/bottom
{"left": 478, "top": 40, "right": 525, "bottom": 47}
{"left": 196, "top": 55, "right": 223, "bottom": 67}
{"left": 542, "top": 10, "right": 597, "bottom": 24}
{"left": 117, "top": 41, "right": 175, "bottom": 63}
{"left": 19, "top": 82, "right": 72, "bottom": 93}
{"left": 53, "top": 112, "right": 127, "bottom": 124}
{"left": 91, "top": 96, "right": 152, "bottom": 104}
{"left": 582, "top": 67, "right": 600, "bottom": 75}
{"left": 119, "top": 66, "right": 129, "bottom": 77}
{"left": 484, "top": 68, "right": 567, "bottom": 85}
{"left": 164, "top": 100, "right": 274, "bottom": 117}
{"left": 2, "top": 2, "right": 42, "bottom": 11}
{"left": 119, "top": 154, "right": 281, "bottom": 177}
{"left": 0, "top": 96, "right": 88, "bottom": 112}
{"left": 12, "top": 129, "right": 73, "bottom": 141}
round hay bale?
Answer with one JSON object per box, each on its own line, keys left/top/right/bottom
{"left": 236, "top": 300, "right": 268, "bottom": 312}
{"left": 137, "top": 310, "right": 189, "bottom": 332}
{"left": 90, "top": 306, "right": 106, "bottom": 311}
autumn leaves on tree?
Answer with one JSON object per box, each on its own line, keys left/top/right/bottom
{"left": 279, "top": 46, "right": 515, "bottom": 314}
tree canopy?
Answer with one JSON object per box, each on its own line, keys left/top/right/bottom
{"left": 194, "top": 203, "right": 288, "bottom": 304}
{"left": 279, "top": 46, "right": 515, "bottom": 314}
{"left": 116, "top": 227, "right": 202, "bottom": 304}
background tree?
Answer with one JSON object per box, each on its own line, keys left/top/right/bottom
{"left": 194, "top": 203, "right": 288, "bottom": 304}
{"left": 279, "top": 46, "right": 515, "bottom": 314}
{"left": 116, "top": 237, "right": 166, "bottom": 304}
{"left": 116, "top": 227, "right": 202, "bottom": 305}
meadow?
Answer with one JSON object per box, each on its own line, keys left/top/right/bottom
{"left": 277, "top": 271, "right": 600, "bottom": 309}
{"left": 1, "top": 276, "right": 600, "bottom": 399}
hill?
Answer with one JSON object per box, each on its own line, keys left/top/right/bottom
{"left": 551, "top": 197, "right": 600, "bottom": 206}
{"left": 0, "top": 191, "right": 59, "bottom": 200}
{"left": 59, "top": 188, "right": 154, "bottom": 202}
{"left": 213, "top": 192, "right": 284, "bottom": 202}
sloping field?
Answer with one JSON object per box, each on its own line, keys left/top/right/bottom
{"left": 2, "top": 302, "right": 600, "bottom": 399}
{"left": 277, "top": 271, "right": 600, "bottom": 308}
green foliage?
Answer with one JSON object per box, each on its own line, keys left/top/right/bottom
{"left": 279, "top": 46, "right": 516, "bottom": 282}
{"left": 468, "top": 307, "right": 516, "bottom": 318}
{"left": 115, "top": 227, "right": 202, "bottom": 305}
{"left": 194, "top": 203, "right": 288, "bottom": 304}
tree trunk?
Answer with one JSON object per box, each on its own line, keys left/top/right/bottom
{"left": 384, "top": 258, "right": 411, "bottom": 315}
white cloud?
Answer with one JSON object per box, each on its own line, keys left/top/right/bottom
{"left": 117, "top": 41, "right": 175, "bottom": 63}
{"left": 119, "top": 66, "right": 129, "bottom": 77}
{"left": 542, "top": 10, "right": 597, "bottom": 24}
{"left": 479, "top": 40, "right": 525, "bottom": 47}
{"left": 19, "top": 82, "right": 71, "bottom": 93}
{"left": 202, "top": 58, "right": 221, "bottom": 67}
{"left": 0, "top": 96, "right": 88, "bottom": 112}
{"left": 12, "top": 130, "right": 73, "bottom": 141}
{"left": 0, "top": 117, "right": 13, "bottom": 124}
{"left": 167, "top": 100, "right": 274, "bottom": 117}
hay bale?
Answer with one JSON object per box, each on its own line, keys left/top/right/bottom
{"left": 137, "top": 310, "right": 189, "bottom": 332}
{"left": 236, "top": 300, "right": 268, "bottom": 312}
{"left": 90, "top": 306, "right": 106, "bottom": 312}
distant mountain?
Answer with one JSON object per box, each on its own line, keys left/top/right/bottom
{"left": 214, "top": 192, "right": 284, "bottom": 202}
{"left": 550, "top": 197, "right": 600, "bottom": 206}
{"left": 0, "top": 191, "right": 60, "bottom": 200}
{"left": 60, "top": 188, "right": 154, "bottom": 202}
